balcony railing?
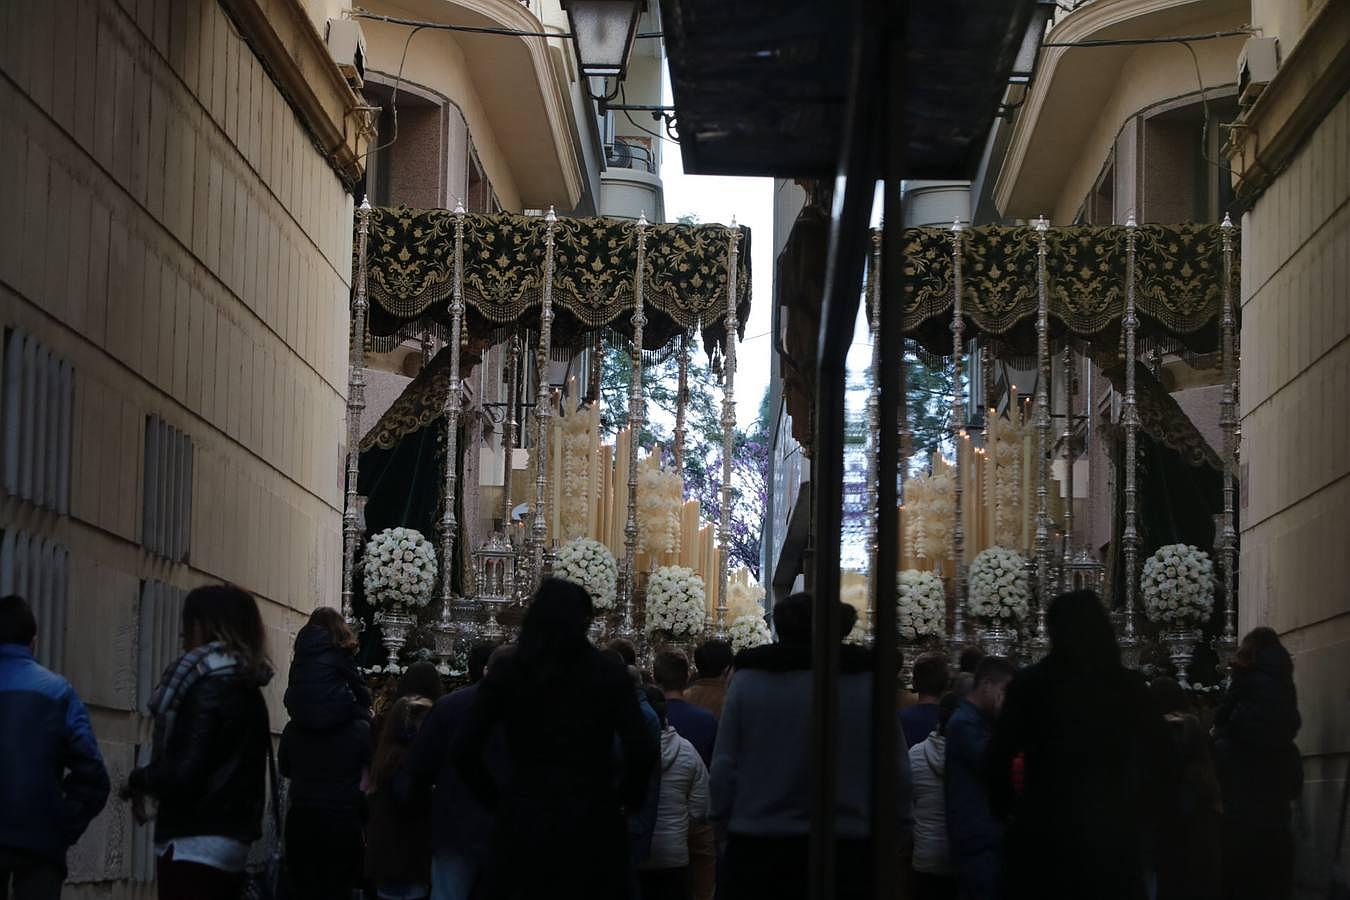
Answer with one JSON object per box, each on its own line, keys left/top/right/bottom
{"left": 605, "top": 140, "right": 656, "bottom": 174}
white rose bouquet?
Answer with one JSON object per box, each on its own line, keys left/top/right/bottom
{"left": 644, "top": 565, "right": 706, "bottom": 638}
{"left": 841, "top": 574, "right": 870, "bottom": 645}
{"left": 968, "top": 547, "right": 1030, "bottom": 623}
{"left": 363, "top": 527, "right": 437, "bottom": 609}
{"left": 1142, "top": 543, "right": 1215, "bottom": 626}
{"left": 727, "top": 614, "right": 772, "bottom": 653}
{"left": 554, "top": 538, "right": 618, "bottom": 611}
{"left": 898, "top": 569, "right": 947, "bottom": 640}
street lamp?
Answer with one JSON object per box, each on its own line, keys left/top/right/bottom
{"left": 1007, "top": 0, "right": 1056, "bottom": 84}
{"left": 562, "top": 0, "right": 647, "bottom": 82}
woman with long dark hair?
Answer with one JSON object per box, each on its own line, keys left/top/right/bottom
{"left": 454, "top": 578, "right": 658, "bottom": 900}
{"left": 1213, "top": 627, "right": 1302, "bottom": 900}
{"left": 124, "top": 584, "right": 272, "bottom": 900}
{"left": 366, "top": 695, "right": 435, "bottom": 900}
{"left": 986, "top": 590, "right": 1167, "bottom": 900}
{"left": 279, "top": 607, "right": 371, "bottom": 900}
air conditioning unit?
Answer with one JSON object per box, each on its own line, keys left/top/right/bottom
{"left": 326, "top": 19, "right": 367, "bottom": 90}
{"left": 1237, "top": 37, "right": 1278, "bottom": 108}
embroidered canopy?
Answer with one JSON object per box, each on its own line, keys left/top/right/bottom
{"left": 363, "top": 207, "right": 752, "bottom": 357}
{"left": 899, "top": 223, "right": 1238, "bottom": 357}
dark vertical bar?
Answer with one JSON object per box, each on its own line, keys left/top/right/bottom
{"left": 809, "top": 1, "right": 881, "bottom": 897}
{"left": 871, "top": 11, "right": 905, "bottom": 895}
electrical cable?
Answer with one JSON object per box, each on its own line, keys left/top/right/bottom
{"left": 1040, "top": 28, "right": 1253, "bottom": 48}
{"left": 359, "top": 24, "right": 425, "bottom": 164}
{"left": 351, "top": 10, "right": 663, "bottom": 40}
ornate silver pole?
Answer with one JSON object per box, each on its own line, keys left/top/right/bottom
{"left": 1216, "top": 213, "right": 1239, "bottom": 664}
{"left": 674, "top": 331, "right": 690, "bottom": 473}
{"left": 501, "top": 335, "right": 520, "bottom": 531}
{"left": 1032, "top": 216, "right": 1053, "bottom": 651}
{"left": 530, "top": 207, "right": 558, "bottom": 587}
{"left": 716, "top": 218, "right": 741, "bottom": 636}
{"left": 866, "top": 230, "right": 882, "bottom": 637}
{"left": 950, "top": 219, "right": 968, "bottom": 651}
{"left": 618, "top": 213, "right": 649, "bottom": 638}
{"left": 1061, "top": 343, "right": 1076, "bottom": 587}
{"left": 342, "top": 199, "right": 372, "bottom": 627}
{"left": 1121, "top": 212, "right": 1142, "bottom": 665}
{"left": 437, "top": 204, "right": 467, "bottom": 622}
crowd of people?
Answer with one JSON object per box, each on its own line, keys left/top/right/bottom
{"left": 0, "top": 582, "right": 1306, "bottom": 900}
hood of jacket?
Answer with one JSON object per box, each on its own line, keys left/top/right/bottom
{"left": 921, "top": 733, "right": 946, "bottom": 778}
{"left": 733, "top": 641, "right": 874, "bottom": 674}
{"left": 660, "top": 726, "right": 684, "bottom": 771}
{"left": 1246, "top": 641, "right": 1294, "bottom": 681}
{"left": 293, "top": 623, "right": 343, "bottom": 663}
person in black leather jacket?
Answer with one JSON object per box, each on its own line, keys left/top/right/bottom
{"left": 124, "top": 585, "right": 272, "bottom": 900}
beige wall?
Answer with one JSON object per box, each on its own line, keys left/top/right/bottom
{"left": 1238, "top": 81, "right": 1349, "bottom": 900}
{"left": 0, "top": 0, "right": 353, "bottom": 893}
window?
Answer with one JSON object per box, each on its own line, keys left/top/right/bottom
{"left": 1, "top": 329, "right": 74, "bottom": 514}
{"left": 143, "top": 415, "right": 193, "bottom": 563}
{"left": 0, "top": 530, "right": 69, "bottom": 669}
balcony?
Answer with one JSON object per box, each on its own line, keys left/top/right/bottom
{"left": 600, "top": 139, "right": 664, "bottom": 221}
{"left": 605, "top": 139, "right": 657, "bottom": 174}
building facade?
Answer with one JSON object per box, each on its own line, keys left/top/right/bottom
{"left": 0, "top": 0, "right": 367, "bottom": 894}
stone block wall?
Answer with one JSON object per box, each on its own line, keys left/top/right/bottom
{"left": 1238, "top": 87, "right": 1350, "bottom": 895}
{"left": 0, "top": 0, "right": 354, "bottom": 893}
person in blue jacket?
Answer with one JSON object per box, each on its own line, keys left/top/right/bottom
{"left": 0, "top": 594, "right": 110, "bottom": 900}
{"left": 944, "top": 655, "right": 1014, "bottom": 900}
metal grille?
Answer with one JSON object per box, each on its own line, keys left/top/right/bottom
{"left": 0, "top": 529, "right": 69, "bottom": 670}
{"left": 1, "top": 328, "right": 74, "bottom": 513}
{"left": 142, "top": 416, "right": 193, "bottom": 563}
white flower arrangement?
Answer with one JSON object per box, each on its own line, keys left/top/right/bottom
{"left": 559, "top": 404, "right": 600, "bottom": 540}
{"left": 725, "top": 571, "right": 766, "bottom": 621}
{"left": 644, "top": 565, "right": 706, "bottom": 638}
{"left": 637, "top": 454, "right": 683, "bottom": 556}
{"left": 727, "top": 614, "right": 773, "bottom": 653}
{"left": 1142, "top": 543, "right": 1215, "bottom": 626}
{"left": 968, "top": 547, "right": 1030, "bottom": 623}
{"left": 898, "top": 569, "right": 947, "bottom": 640}
{"left": 363, "top": 527, "right": 437, "bottom": 609}
{"left": 554, "top": 537, "right": 618, "bottom": 611}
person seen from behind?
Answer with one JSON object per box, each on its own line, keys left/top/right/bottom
{"left": 0, "top": 594, "right": 109, "bottom": 900}
{"left": 902, "top": 654, "right": 952, "bottom": 748}
{"left": 367, "top": 694, "right": 435, "bottom": 900}
{"left": 278, "top": 607, "right": 371, "bottom": 900}
{"left": 710, "top": 592, "right": 914, "bottom": 900}
{"left": 1149, "top": 676, "right": 1222, "bottom": 900}
{"left": 655, "top": 649, "right": 719, "bottom": 900}
{"left": 986, "top": 590, "right": 1166, "bottom": 900}
{"left": 282, "top": 604, "right": 371, "bottom": 730}
{"left": 639, "top": 686, "right": 711, "bottom": 900}
{"left": 943, "top": 654, "right": 1013, "bottom": 900}
{"left": 454, "top": 578, "right": 658, "bottom": 900}
{"left": 1213, "top": 626, "right": 1302, "bottom": 900}
{"left": 123, "top": 584, "right": 273, "bottom": 900}
{"left": 686, "top": 639, "right": 734, "bottom": 721}
{"left": 909, "top": 693, "right": 960, "bottom": 900}
{"left": 401, "top": 642, "right": 508, "bottom": 900}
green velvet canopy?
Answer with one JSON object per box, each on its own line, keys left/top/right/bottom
{"left": 361, "top": 206, "right": 752, "bottom": 358}
{"left": 898, "top": 223, "right": 1238, "bottom": 357}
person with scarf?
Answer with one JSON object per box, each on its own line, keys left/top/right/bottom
{"left": 124, "top": 584, "right": 273, "bottom": 900}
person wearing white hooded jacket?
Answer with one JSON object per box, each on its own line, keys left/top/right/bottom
{"left": 640, "top": 686, "right": 711, "bottom": 900}
{"left": 909, "top": 693, "right": 959, "bottom": 900}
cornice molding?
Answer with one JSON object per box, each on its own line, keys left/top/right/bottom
{"left": 219, "top": 0, "right": 369, "bottom": 190}
{"left": 1225, "top": 0, "right": 1350, "bottom": 205}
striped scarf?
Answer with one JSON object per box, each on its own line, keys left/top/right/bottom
{"left": 148, "top": 642, "right": 242, "bottom": 759}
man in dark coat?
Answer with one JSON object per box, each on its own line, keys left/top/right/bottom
{"left": 0, "top": 595, "right": 109, "bottom": 900}
{"left": 985, "top": 591, "right": 1168, "bottom": 900}
{"left": 944, "top": 656, "right": 1014, "bottom": 900}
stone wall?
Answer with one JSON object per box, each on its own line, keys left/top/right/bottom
{"left": 0, "top": 0, "right": 354, "bottom": 893}
{"left": 1238, "top": 87, "right": 1350, "bottom": 896}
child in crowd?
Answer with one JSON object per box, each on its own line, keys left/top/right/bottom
{"left": 283, "top": 606, "right": 372, "bottom": 730}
